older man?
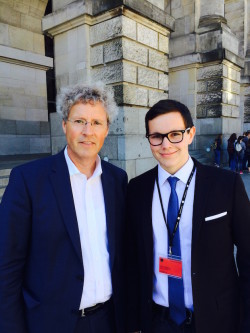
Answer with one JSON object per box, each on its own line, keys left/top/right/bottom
{"left": 0, "top": 83, "right": 127, "bottom": 333}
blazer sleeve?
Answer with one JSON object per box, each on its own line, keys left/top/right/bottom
{"left": 0, "top": 167, "right": 31, "bottom": 333}
{"left": 232, "top": 174, "right": 250, "bottom": 333}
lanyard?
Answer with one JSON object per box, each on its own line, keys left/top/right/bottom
{"left": 156, "top": 165, "right": 195, "bottom": 256}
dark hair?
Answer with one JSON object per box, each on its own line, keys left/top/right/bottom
{"left": 228, "top": 133, "right": 237, "bottom": 143}
{"left": 145, "top": 99, "right": 194, "bottom": 136}
{"left": 237, "top": 136, "right": 244, "bottom": 143}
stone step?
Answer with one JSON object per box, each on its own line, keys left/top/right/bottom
{"left": 0, "top": 176, "right": 9, "bottom": 187}
{"left": 0, "top": 169, "right": 11, "bottom": 177}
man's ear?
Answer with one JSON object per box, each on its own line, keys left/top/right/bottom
{"left": 62, "top": 120, "right": 66, "bottom": 135}
{"left": 188, "top": 126, "right": 196, "bottom": 144}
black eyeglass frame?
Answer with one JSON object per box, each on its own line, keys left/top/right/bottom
{"left": 146, "top": 127, "right": 191, "bottom": 146}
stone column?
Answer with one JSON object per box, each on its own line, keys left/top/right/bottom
{"left": 43, "top": 0, "right": 174, "bottom": 178}
{"left": 0, "top": 0, "right": 53, "bottom": 156}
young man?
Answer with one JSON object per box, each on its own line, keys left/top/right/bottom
{"left": 0, "top": 83, "right": 127, "bottom": 333}
{"left": 127, "top": 99, "right": 250, "bottom": 333}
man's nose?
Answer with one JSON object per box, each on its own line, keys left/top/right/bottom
{"left": 161, "top": 136, "right": 171, "bottom": 148}
{"left": 82, "top": 122, "right": 94, "bottom": 135}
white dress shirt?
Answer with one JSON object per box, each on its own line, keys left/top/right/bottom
{"left": 152, "top": 156, "right": 196, "bottom": 309}
{"left": 64, "top": 147, "right": 112, "bottom": 310}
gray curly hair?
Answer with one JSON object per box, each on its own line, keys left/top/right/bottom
{"left": 56, "top": 82, "right": 118, "bottom": 123}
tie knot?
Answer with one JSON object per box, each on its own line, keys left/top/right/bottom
{"left": 168, "top": 176, "right": 179, "bottom": 190}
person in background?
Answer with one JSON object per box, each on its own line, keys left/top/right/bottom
{"left": 227, "top": 133, "right": 237, "bottom": 171}
{"left": 245, "top": 137, "right": 250, "bottom": 174}
{"left": 242, "top": 131, "right": 250, "bottom": 170}
{"left": 235, "top": 136, "right": 246, "bottom": 174}
{"left": 127, "top": 99, "right": 250, "bottom": 333}
{"left": 213, "top": 134, "right": 222, "bottom": 167}
{"left": 0, "top": 83, "right": 127, "bottom": 333}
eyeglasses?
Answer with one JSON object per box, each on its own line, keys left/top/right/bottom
{"left": 146, "top": 128, "right": 191, "bottom": 146}
{"left": 66, "top": 118, "right": 108, "bottom": 130}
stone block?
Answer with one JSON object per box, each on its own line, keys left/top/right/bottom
{"left": 14, "top": 2, "right": 29, "bottom": 14}
{"left": 99, "top": 135, "right": 118, "bottom": 160}
{"left": 207, "top": 79, "right": 222, "bottom": 92}
{"left": 138, "top": 67, "right": 158, "bottom": 88}
{"left": 90, "top": 16, "right": 123, "bottom": 45}
{"left": 0, "top": 23, "right": 9, "bottom": 45}
{"left": 169, "top": 34, "right": 196, "bottom": 57}
{"left": 30, "top": 136, "right": 51, "bottom": 154}
{"left": 159, "top": 34, "right": 169, "bottom": 53}
{"left": 103, "top": 39, "right": 123, "bottom": 63}
{"left": 25, "top": 108, "right": 48, "bottom": 121}
{"left": 148, "top": 49, "right": 168, "bottom": 71}
{"left": 90, "top": 45, "right": 103, "bottom": 66}
{"left": 0, "top": 119, "right": 16, "bottom": 134}
{"left": 196, "top": 118, "right": 222, "bottom": 136}
{"left": 9, "top": 25, "right": 34, "bottom": 52}
{"left": 29, "top": 6, "right": 44, "bottom": 19}
{"left": 136, "top": 157, "right": 157, "bottom": 176}
{"left": 51, "top": 136, "right": 66, "bottom": 155}
{"left": 109, "top": 106, "right": 146, "bottom": 136}
{"left": 16, "top": 120, "right": 40, "bottom": 135}
{"left": 197, "top": 64, "right": 223, "bottom": 80}
{"left": 0, "top": 106, "right": 26, "bottom": 121}
{"left": 33, "top": 33, "right": 45, "bottom": 55}
{"left": 21, "top": 14, "right": 42, "bottom": 34}
{"left": 122, "top": 15, "right": 137, "bottom": 40}
{"left": 92, "top": 62, "right": 123, "bottom": 85}
{"left": 197, "top": 104, "right": 222, "bottom": 118}
{"left": 149, "top": 90, "right": 168, "bottom": 107}
{"left": 227, "top": 67, "right": 237, "bottom": 81}
{"left": 0, "top": 4, "right": 21, "bottom": 27}
{"left": 197, "top": 92, "right": 222, "bottom": 105}
{"left": 40, "top": 121, "right": 50, "bottom": 135}
{"left": 118, "top": 135, "right": 152, "bottom": 160}
{"left": 0, "top": 135, "right": 30, "bottom": 154}
{"left": 113, "top": 84, "right": 148, "bottom": 106}
{"left": 137, "top": 23, "right": 158, "bottom": 49}
{"left": 123, "top": 38, "right": 148, "bottom": 66}
{"left": 50, "top": 112, "right": 64, "bottom": 136}
{"left": 159, "top": 73, "right": 168, "bottom": 90}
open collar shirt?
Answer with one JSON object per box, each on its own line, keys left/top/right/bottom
{"left": 64, "top": 147, "right": 112, "bottom": 310}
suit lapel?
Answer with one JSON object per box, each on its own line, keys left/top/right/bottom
{"left": 192, "top": 159, "right": 211, "bottom": 251}
{"left": 101, "top": 162, "right": 116, "bottom": 271}
{"left": 49, "top": 151, "right": 82, "bottom": 262}
{"left": 141, "top": 167, "right": 157, "bottom": 275}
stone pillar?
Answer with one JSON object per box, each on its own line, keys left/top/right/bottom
{"left": 0, "top": 0, "right": 53, "bottom": 156}
{"left": 43, "top": 0, "right": 174, "bottom": 178}
{"left": 169, "top": 0, "right": 245, "bottom": 165}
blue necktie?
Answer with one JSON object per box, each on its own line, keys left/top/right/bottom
{"left": 167, "top": 176, "right": 186, "bottom": 325}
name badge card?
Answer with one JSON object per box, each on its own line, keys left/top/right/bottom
{"left": 159, "top": 256, "right": 182, "bottom": 279}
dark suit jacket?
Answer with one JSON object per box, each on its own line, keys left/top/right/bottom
{"left": 0, "top": 150, "right": 128, "bottom": 333}
{"left": 127, "top": 158, "right": 250, "bottom": 333}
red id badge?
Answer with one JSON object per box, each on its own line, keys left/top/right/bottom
{"left": 159, "top": 256, "right": 182, "bottom": 278}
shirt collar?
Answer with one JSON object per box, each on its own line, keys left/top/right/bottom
{"left": 158, "top": 156, "right": 194, "bottom": 186}
{"left": 64, "top": 146, "right": 102, "bottom": 179}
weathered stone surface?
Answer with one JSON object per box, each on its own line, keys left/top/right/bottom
{"left": 223, "top": 78, "right": 240, "bottom": 94}
{"left": 169, "top": 34, "right": 196, "bottom": 57}
{"left": 104, "top": 39, "right": 123, "bottom": 63}
{"left": 149, "top": 90, "right": 168, "bottom": 107}
{"left": 138, "top": 67, "right": 158, "bottom": 88}
{"left": 159, "top": 73, "right": 168, "bottom": 90}
{"left": 148, "top": 49, "right": 168, "bottom": 71}
{"left": 118, "top": 135, "right": 151, "bottom": 160}
{"left": 113, "top": 84, "right": 148, "bottom": 106}
{"left": 159, "top": 34, "right": 169, "bottom": 53}
{"left": 90, "top": 16, "right": 123, "bottom": 45}
{"left": 92, "top": 62, "right": 137, "bottom": 85}
{"left": 123, "top": 38, "right": 148, "bottom": 66}
{"left": 100, "top": 135, "right": 118, "bottom": 160}
{"left": 197, "top": 104, "right": 222, "bottom": 118}
{"left": 197, "top": 64, "right": 223, "bottom": 80}
{"left": 136, "top": 157, "right": 157, "bottom": 175}
{"left": 197, "top": 92, "right": 222, "bottom": 105}
{"left": 137, "top": 23, "right": 158, "bottom": 49}
{"left": 90, "top": 44, "right": 103, "bottom": 66}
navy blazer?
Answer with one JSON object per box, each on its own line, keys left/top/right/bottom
{"left": 127, "top": 159, "right": 250, "bottom": 333}
{"left": 0, "top": 150, "right": 128, "bottom": 333}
